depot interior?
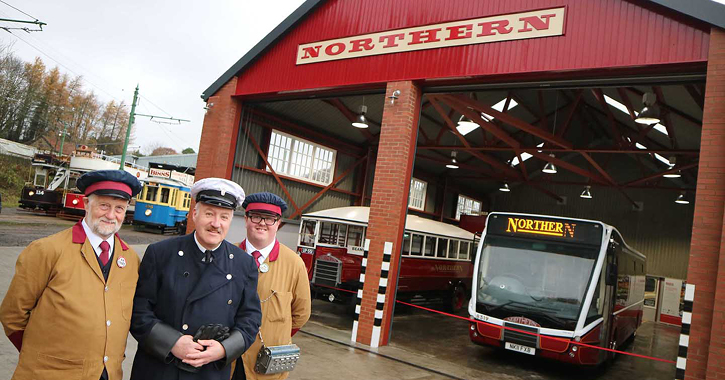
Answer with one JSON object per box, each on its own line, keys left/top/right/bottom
{"left": 232, "top": 79, "right": 700, "bottom": 334}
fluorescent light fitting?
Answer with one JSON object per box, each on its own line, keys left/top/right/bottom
{"left": 675, "top": 192, "right": 690, "bottom": 205}
{"left": 580, "top": 186, "right": 592, "bottom": 199}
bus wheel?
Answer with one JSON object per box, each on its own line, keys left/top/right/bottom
{"left": 608, "top": 334, "right": 618, "bottom": 364}
{"left": 449, "top": 285, "right": 467, "bottom": 313}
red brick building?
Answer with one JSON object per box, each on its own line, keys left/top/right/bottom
{"left": 198, "top": 1, "right": 725, "bottom": 378}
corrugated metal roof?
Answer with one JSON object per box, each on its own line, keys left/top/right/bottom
{"left": 0, "top": 138, "right": 36, "bottom": 159}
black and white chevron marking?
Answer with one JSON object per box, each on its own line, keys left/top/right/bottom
{"left": 675, "top": 284, "right": 695, "bottom": 380}
{"left": 371, "top": 241, "right": 393, "bottom": 348}
{"left": 351, "top": 239, "right": 370, "bottom": 342}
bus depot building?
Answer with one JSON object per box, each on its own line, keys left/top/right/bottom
{"left": 196, "top": 1, "right": 725, "bottom": 379}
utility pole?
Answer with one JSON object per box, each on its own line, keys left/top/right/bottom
{"left": 119, "top": 84, "right": 190, "bottom": 170}
{"left": 119, "top": 85, "right": 139, "bottom": 169}
{"left": 58, "top": 122, "right": 70, "bottom": 156}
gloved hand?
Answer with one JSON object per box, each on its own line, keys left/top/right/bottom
{"left": 193, "top": 324, "right": 231, "bottom": 342}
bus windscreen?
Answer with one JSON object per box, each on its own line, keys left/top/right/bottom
{"left": 476, "top": 235, "right": 600, "bottom": 330}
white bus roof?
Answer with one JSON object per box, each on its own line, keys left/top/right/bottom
{"left": 302, "top": 206, "right": 476, "bottom": 240}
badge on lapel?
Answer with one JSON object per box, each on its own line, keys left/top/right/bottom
{"left": 117, "top": 256, "right": 127, "bottom": 268}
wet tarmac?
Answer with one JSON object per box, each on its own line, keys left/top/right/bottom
{"left": 309, "top": 299, "right": 680, "bottom": 380}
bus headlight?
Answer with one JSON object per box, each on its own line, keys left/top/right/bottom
{"left": 28, "top": 191, "right": 34, "bottom": 196}
{"left": 72, "top": 199, "right": 79, "bottom": 205}
{"left": 145, "top": 209, "right": 152, "bottom": 216}
{"left": 571, "top": 345, "right": 578, "bottom": 352}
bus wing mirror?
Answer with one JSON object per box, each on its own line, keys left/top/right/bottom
{"left": 605, "top": 263, "right": 618, "bottom": 286}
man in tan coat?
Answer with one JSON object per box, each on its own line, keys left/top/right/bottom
{"left": 0, "top": 170, "right": 142, "bottom": 380}
{"left": 233, "top": 192, "right": 311, "bottom": 380}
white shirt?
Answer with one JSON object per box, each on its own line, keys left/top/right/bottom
{"left": 245, "top": 239, "right": 275, "bottom": 267}
{"left": 81, "top": 218, "right": 114, "bottom": 258}
{"left": 193, "top": 232, "right": 222, "bottom": 254}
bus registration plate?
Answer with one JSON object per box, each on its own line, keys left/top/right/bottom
{"left": 505, "top": 342, "right": 535, "bottom": 355}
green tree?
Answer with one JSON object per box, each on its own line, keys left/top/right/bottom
{"left": 181, "top": 147, "right": 195, "bottom": 154}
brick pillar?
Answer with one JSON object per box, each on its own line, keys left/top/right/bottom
{"left": 355, "top": 81, "right": 421, "bottom": 347}
{"left": 186, "top": 77, "right": 243, "bottom": 233}
{"left": 686, "top": 27, "right": 725, "bottom": 380}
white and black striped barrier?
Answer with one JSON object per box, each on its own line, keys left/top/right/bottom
{"left": 351, "top": 240, "right": 392, "bottom": 348}
{"left": 675, "top": 284, "right": 695, "bottom": 380}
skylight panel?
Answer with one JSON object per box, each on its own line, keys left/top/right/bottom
{"left": 511, "top": 142, "right": 544, "bottom": 166}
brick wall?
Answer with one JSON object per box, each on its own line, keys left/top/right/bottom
{"left": 356, "top": 81, "right": 421, "bottom": 346}
{"left": 687, "top": 27, "right": 725, "bottom": 380}
{"left": 186, "top": 77, "right": 242, "bottom": 233}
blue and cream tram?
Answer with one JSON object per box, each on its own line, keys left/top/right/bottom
{"left": 133, "top": 177, "right": 191, "bottom": 234}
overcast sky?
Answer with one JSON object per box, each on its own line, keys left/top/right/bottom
{"left": 0, "top": 0, "right": 306, "bottom": 154}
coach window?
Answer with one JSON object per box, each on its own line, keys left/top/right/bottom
{"left": 34, "top": 170, "right": 47, "bottom": 187}
{"left": 182, "top": 193, "right": 191, "bottom": 209}
{"left": 346, "top": 225, "right": 365, "bottom": 248}
{"left": 424, "top": 236, "right": 436, "bottom": 257}
{"left": 448, "top": 240, "right": 459, "bottom": 259}
{"left": 300, "top": 220, "right": 317, "bottom": 247}
{"left": 402, "top": 233, "right": 412, "bottom": 255}
{"left": 170, "top": 189, "right": 178, "bottom": 206}
{"left": 459, "top": 241, "right": 470, "bottom": 260}
{"left": 160, "top": 187, "right": 170, "bottom": 204}
{"left": 437, "top": 238, "right": 449, "bottom": 258}
{"left": 411, "top": 234, "right": 423, "bottom": 256}
{"left": 145, "top": 185, "right": 159, "bottom": 202}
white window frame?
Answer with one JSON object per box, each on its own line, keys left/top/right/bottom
{"left": 266, "top": 129, "right": 337, "bottom": 185}
{"left": 456, "top": 194, "right": 482, "bottom": 220}
{"left": 408, "top": 177, "right": 427, "bottom": 211}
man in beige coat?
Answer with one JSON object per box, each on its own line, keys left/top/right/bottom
{"left": 0, "top": 170, "right": 142, "bottom": 380}
{"left": 232, "top": 192, "right": 311, "bottom": 380}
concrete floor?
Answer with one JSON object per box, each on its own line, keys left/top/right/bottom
{"left": 0, "top": 210, "right": 682, "bottom": 380}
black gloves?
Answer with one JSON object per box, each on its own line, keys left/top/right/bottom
{"left": 193, "top": 323, "right": 231, "bottom": 342}
{"left": 175, "top": 324, "right": 230, "bottom": 373}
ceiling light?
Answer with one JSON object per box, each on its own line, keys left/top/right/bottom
{"left": 456, "top": 114, "right": 479, "bottom": 135}
{"left": 675, "top": 192, "right": 690, "bottom": 205}
{"left": 635, "top": 92, "right": 661, "bottom": 124}
{"left": 542, "top": 154, "right": 557, "bottom": 174}
{"left": 663, "top": 170, "right": 681, "bottom": 179}
{"left": 352, "top": 105, "right": 369, "bottom": 128}
{"left": 446, "top": 150, "right": 459, "bottom": 169}
{"left": 499, "top": 183, "right": 511, "bottom": 192}
{"left": 580, "top": 186, "right": 592, "bottom": 199}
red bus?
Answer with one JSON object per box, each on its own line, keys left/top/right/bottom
{"left": 298, "top": 207, "right": 478, "bottom": 312}
{"left": 469, "top": 212, "right": 645, "bottom": 365}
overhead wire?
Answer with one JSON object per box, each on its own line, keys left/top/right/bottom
{"left": 0, "top": 0, "right": 38, "bottom": 21}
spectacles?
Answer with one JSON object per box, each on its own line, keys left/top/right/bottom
{"left": 247, "top": 213, "right": 279, "bottom": 225}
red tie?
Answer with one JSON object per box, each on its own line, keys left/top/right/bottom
{"left": 100, "top": 241, "right": 110, "bottom": 266}
{"left": 252, "top": 251, "right": 261, "bottom": 268}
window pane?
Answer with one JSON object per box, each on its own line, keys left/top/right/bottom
{"left": 448, "top": 240, "right": 459, "bottom": 259}
{"left": 146, "top": 186, "right": 158, "bottom": 202}
{"left": 319, "top": 222, "right": 337, "bottom": 244}
{"left": 160, "top": 188, "right": 170, "bottom": 204}
{"left": 437, "top": 238, "right": 448, "bottom": 258}
{"left": 337, "top": 224, "right": 347, "bottom": 247}
{"left": 347, "top": 225, "right": 364, "bottom": 248}
{"left": 300, "top": 220, "right": 316, "bottom": 246}
{"left": 411, "top": 234, "right": 423, "bottom": 256}
{"left": 424, "top": 236, "right": 436, "bottom": 257}
{"left": 402, "top": 233, "right": 411, "bottom": 255}
{"left": 459, "top": 241, "right": 469, "bottom": 260}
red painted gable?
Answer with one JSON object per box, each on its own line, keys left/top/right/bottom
{"left": 235, "top": 0, "right": 709, "bottom": 97}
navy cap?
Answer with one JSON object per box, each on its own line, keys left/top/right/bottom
{"left": 191, "top": 178, "right": 245, "bottom": 210}
{"left": 242, "top": 192, "right": 287, "bottom": 216}
{"left": 77, "top": 170, "right": 143, "bottom": 200}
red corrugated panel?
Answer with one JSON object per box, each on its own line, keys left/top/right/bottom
{"left": 234, "top": 0, "right": 709, "bottom": 97}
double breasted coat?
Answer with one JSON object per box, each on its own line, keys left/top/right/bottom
{"left": 238, "top": 240, "right": 311, "bottom": 380}
{"left": 0, "top": 221, "right": 140, "bottom": 380}
{"left": 130, "top": 233, "right": 262, "bottom": 380}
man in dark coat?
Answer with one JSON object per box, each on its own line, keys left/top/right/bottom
{"left": 130, "top": 177, "right": 262, "bottom": 380}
